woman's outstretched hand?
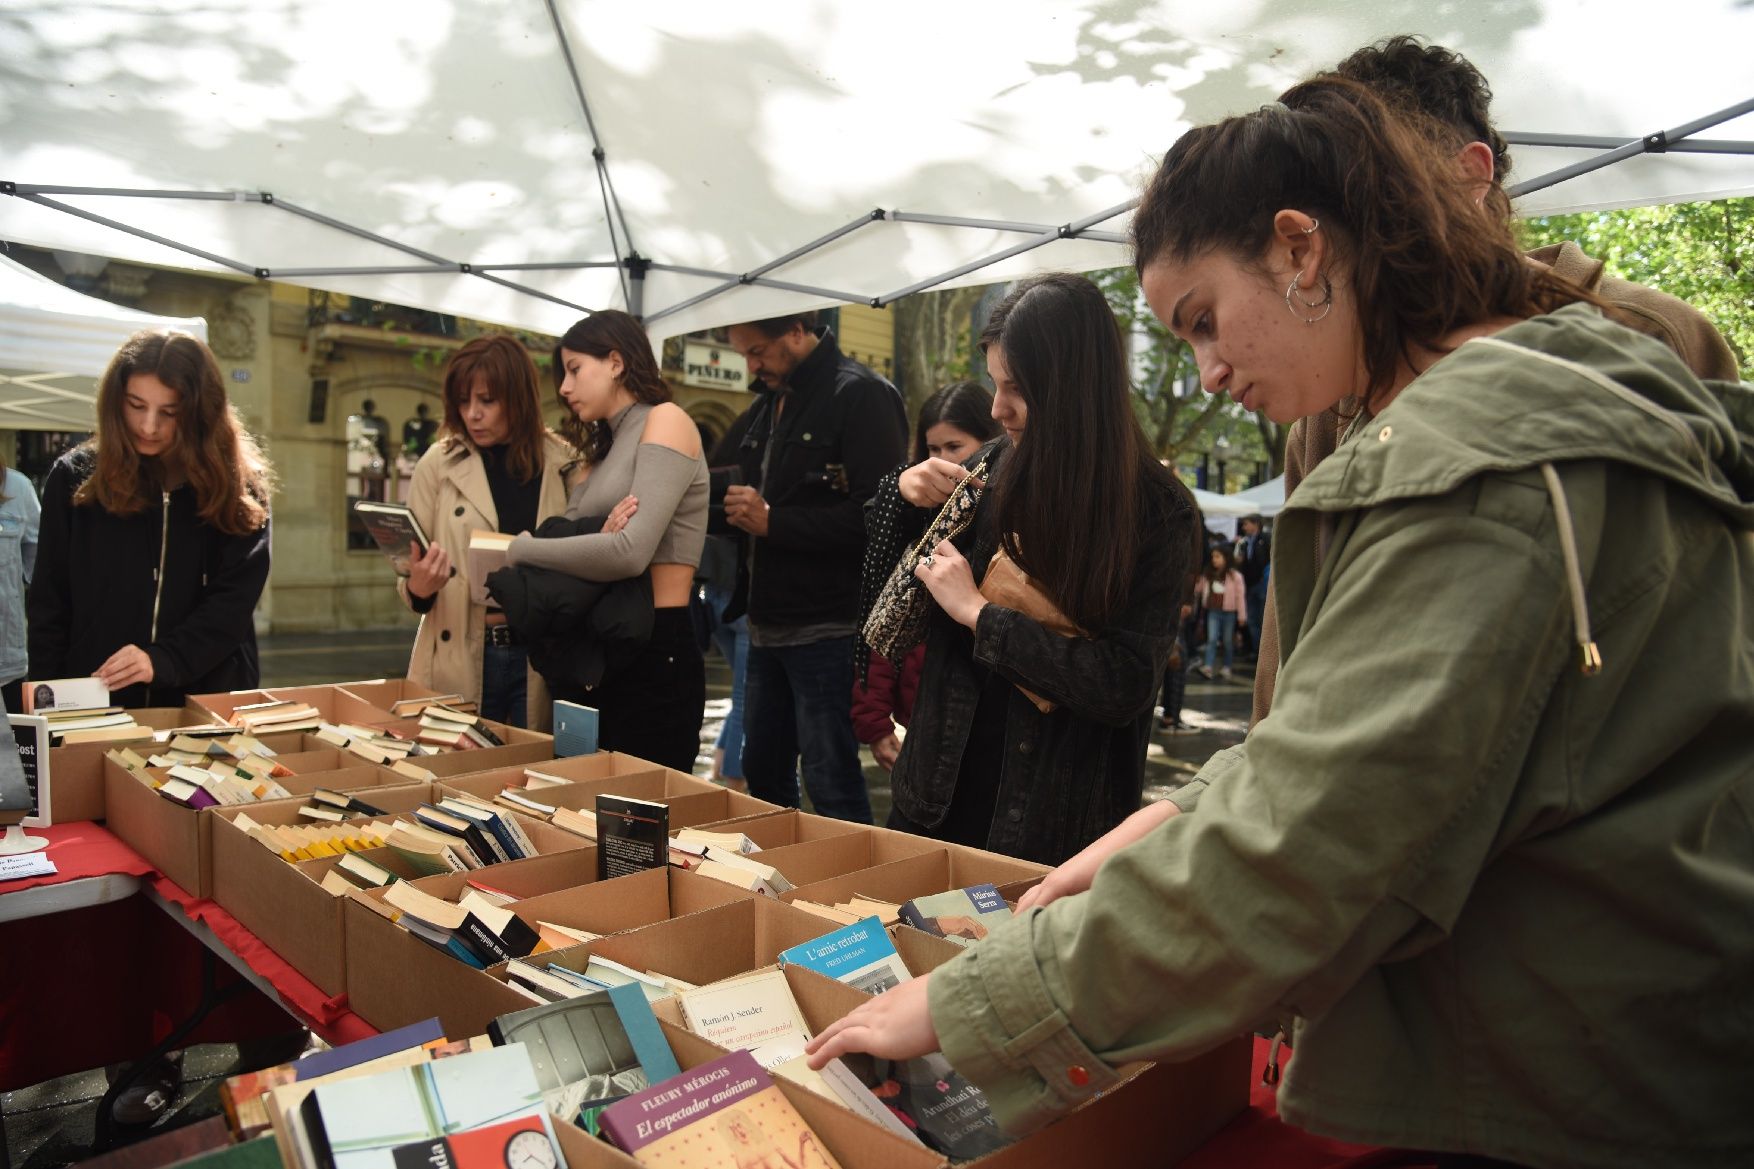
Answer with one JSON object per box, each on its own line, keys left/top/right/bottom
{"left": 805, "top": 974, "right": 939, "bottom": 1069}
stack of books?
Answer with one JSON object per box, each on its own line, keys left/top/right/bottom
{"left": 227, "top": 700, "right": 324, "bottom": 736}
{"left": 109, "top": 749, "right": 299, "bottom": 809}
{"left": 368, "top": 881, "right": 545, "bottom": 968}
{"left": 415, "top": 704, "right": 507, "bottom": 751}
{"left": 42, "top": 705, "right": 154, "bottom": 746}
{"left": 232, "top": 812, "right": 401, "bottom": 863}
{"left": 387, "top": 694, "right": 475, "bottom": 719}
{"left": 790, "top": 895, "right": 904, "bottom": 927}
{"left": 311, "top": 722, "right": 435, "bottom": 777}
{"left": 503, "top": 953, "right": 692, "bottom": 1004}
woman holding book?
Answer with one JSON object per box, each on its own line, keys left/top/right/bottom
{"left": 868, "top": 273, "right": 1197, "bottom": 866}
{"left": 505, "top": 310, "right": 709, "bottom": 772}
{"left": 854, "top": 382, "right": 999, "bottom": 772}
{"left": 401, "top": 334, "right": 585, "bottom": 729}
{"left": 28, "top": 329, "right": 273, "bottom": 708}
{"left": 810, "top": 78, "right": 1754, "bottom": 1166}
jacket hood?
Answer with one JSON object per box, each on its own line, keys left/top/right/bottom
{"left": 1290, "top": 303, "right": 1754, "bottom": 530}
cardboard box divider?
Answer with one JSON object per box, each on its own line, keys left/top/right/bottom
{"left": 439, "top": 768, "right": 775, "bottom": 832}
{"left": 685, "top": 806, "right": 872, "bottom": 852}
{"left": 436, "top": 761, "right": 678, "bottom": 804}
{"left": 781, "top": 847, "right": 1050, "bottom": 914}
{"left": 751, "top": 827, "right": 947, "bottom": 889}
{"left": 518, "top": 751, "right": 697, "bottom": 784}
{"left": 393, "top": 738, "right": 556, "bottom": 779}
{"left": 186, "top": 685, "right": 396, "bottom": 728}
{"left": 103, "top": 756, "right": 422, "bottom": 897}
{"left": 549, "top": 1011, "right": 941, "bottom": 1169}
{"left": 573, "top": 895, "right": 842, "bottom": 989}
{"left": 497, "top": 865, "right": 759, "bottom": 951}
{"left": 888, "top": 924, "right": 973, "bottom": 979}
{"left": 331, "top": 678, "right": 443, "bottom": 711}
{"left": 208, "top": 783, "right": 438, "bottom": 995}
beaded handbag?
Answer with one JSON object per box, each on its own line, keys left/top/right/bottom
{"left": 862, "top": 455, "right": 989, "bottom": 663}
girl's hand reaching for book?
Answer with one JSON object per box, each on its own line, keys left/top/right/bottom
{"left": 407, "top": 542, "right": 451, "bottom": 600}
{"left": 805, "top": 973, "right": 938, "bottom": 1069}
{"left": 96, "top": 644, "right": 154, "bottom": 689}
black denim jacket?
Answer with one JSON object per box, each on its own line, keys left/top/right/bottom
{"left": 882, "top": 442, "right": 1197, "bottom": 865}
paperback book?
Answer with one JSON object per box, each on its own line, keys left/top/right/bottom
{"left": 896, "top": 884, "right": 1012, "bottom": 946}
{"left": 595, "top": 795, "right": 668, "bottom": 881}
{"left": 778, "top": 917, "right": 912, "bottom": 994}
{"left": 830, "top": 1051, "right": 1009, "bottom": 1159}
{"left": 354, "top": 501, "right": 431, "bottom": 577}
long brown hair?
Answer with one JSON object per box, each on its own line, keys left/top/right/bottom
{"left": 552, "top": 311, "right": 672, "bottom": 465}
{"left": 77, "top": 329, "right": 272, "bottom": 535}
{"left": 979, "top": 274, "right": 1180, "bottom": 630}
{"left": 1131, "top": 75, "right": 1600, "bottom": 412}
{"left": 439, "top": 334, "right": 550, "bottom": 482}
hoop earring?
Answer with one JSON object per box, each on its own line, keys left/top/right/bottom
{"left": 1284, "top": 271, "right": 1333, "bottom": 324}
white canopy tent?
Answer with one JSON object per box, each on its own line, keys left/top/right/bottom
{"left": 1, "top": 1, "right": 1750, "bottom": 340}
{"left": 0, "top": 252, "right": 208, "bottom": 431}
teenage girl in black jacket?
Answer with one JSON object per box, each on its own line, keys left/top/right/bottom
{"left": 28, "top": 329, "right": 274, "bottom": 708}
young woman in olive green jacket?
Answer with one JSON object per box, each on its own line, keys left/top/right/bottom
{"left": 809, "top": 77, "right": 1754, "bottom": 1169}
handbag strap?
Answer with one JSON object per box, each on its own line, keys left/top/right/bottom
{"left": 908, "top": 454, "right": 988, "bottom": 558}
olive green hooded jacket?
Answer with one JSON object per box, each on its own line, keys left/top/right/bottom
{"left": 929, "top": 305, "right": 1754, "bottom": 1169}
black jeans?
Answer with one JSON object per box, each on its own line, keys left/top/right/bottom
{"left": 553, "top": 608, "right": 704, "bottom": 773}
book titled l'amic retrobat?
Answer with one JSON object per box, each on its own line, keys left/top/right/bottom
{"left": 594, "top": 795, "right": 668, "bottom": 881}
{"left": 353, "top": 501, "right": 431, "bottom": 577}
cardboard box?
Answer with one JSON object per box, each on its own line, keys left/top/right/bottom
{"left": 892, "top": 935, "right": 1252, "bottom": 1169}
{"left": 344, "top": 847, "right": 610, "bottom": 1035}
{"left": 782, "top": 847, "right": 1048, "bottom": 913}
{"left": 185, "top": 686, "right": 383, "bottom": 727}
{"left": 41, "top": 707, "right": 223, "bottom": 822}
{"left": 208, "top": 785, "right": 437, "bottom": 994}
{"left": 548, "top": 1014, "right": 940, "bottom": 1169}
{"left": 103, "top": 758, "right": 414, "bottom": 897}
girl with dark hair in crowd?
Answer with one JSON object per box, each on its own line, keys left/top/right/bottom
{"left": 1192, "top": 543, "right": 1246, "bottom": 680}
{"left": 810, "top": 76, "right": 1754, "bottom": 1168}
{"left": 506, "top": 310, "right": 709, "bottom": 771}
{"left": 401, "top": 334, "right": 582, "bottom": 728}
{"left": 872, "top": 274, "right": 1197, "bottom": 866}
{"left": 854, "top": 382, "right": 1000, "bottom": 771}
{"left": 28, "top": 329, "right": 273, "bottom": 708}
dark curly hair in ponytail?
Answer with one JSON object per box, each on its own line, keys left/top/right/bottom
{"left": 1131, "top": 74, "right": 1600, "bottom": 412}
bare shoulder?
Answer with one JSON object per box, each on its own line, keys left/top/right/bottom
{"left": 639, "top": 402, "right": 703, "bottom": 458}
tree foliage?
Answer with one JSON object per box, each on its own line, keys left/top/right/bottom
{"left": 1519, "top": 196, "right": 1752, "bottom": 376}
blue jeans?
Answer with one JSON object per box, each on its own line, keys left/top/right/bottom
{"left": 1203, "top": 610, "right": 1237, "bottom": 672}
{"left": 1245, "top": 578, "right": 1268, "bottom": 655}
{"left": 742, "top": 635, "right": 870, "bottom": 822}
{"left": 480, "top": 642, "right": 529, "bottom": 728}
{"left": 706, "top": 586, "right": 749, "bottom": 781}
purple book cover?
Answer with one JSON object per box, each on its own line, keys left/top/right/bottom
{"left": 597, "top": 1049, "right": 770, "bottom": 1155}
{"left": 176, "top": 785, "right": 220, "bottom": 809}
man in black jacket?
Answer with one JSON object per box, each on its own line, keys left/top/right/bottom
{"left": 1234, "top": 513, "right": 1270, "bottom": 659}
{"left": 714, "top": 311, "right": 907, "bottom": 822}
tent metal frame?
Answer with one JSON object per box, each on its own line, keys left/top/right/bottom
{"left": 5, "top": 89, "right": 1750, "bottom": 332}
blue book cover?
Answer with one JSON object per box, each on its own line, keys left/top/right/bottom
{"left": 552, "top": 700, "right": 598, "bottom": 757}
{"left": 295, "top": 1018, "right": 445, "bottom": 1081}
{"left": 778, "top": 916, "right": 913, "bottom": 994}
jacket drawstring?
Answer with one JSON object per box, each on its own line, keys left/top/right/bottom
{"left": 1539, "top": 463, "right": 1603, "bottom": 676}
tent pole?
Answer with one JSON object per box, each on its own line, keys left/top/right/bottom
{"left": 1505, "top": 132, "right": 1754, "bottom": 154}
{"left": 270, "top": 197, "right": 457, "bottom": 267}
{"left": 1509, "top": 95, "right": 1754, "bottom": 198}
{"left": 648, "top": 263, "right": 870, "bottom": 305}
{"left": 7, "top": 190, "right": 258, "bottom": 276}
{"left": 641, "top": 211, "right": 885, "bottom": 326}
{"left": 874, "top": 198, "right": 1136, "bottom": 305}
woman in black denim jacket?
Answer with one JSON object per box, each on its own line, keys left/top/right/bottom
{"left": 869, "top": 275, "right": 1198, "bottom": 865}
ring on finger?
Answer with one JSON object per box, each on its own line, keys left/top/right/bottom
{"left": 920, "top": 554, "right": 935, "bottom": 568}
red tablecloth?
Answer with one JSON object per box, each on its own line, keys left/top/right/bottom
{"left": 0, "top": 822, "right": 372, "bottom": 1090}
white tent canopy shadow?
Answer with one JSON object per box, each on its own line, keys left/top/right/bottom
{"left": 1, "top": 2, "right": 1750, "bottom": 340}
{"left": 0, "top": 253, "right": 208, "bottom": 432}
